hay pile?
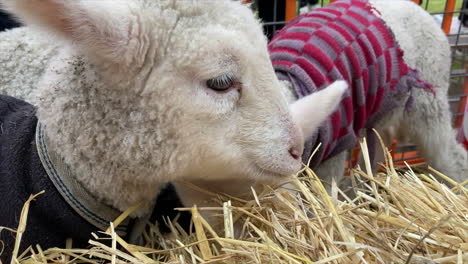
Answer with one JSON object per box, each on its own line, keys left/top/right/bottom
{"left": 4, "top": 140, "right": 468, "bottom": 264}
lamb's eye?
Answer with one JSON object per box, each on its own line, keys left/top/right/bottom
{"left": 206, "top": 73, "right": 235, "bottom": 92}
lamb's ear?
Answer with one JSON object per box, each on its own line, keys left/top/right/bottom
{"left": 290, "top": 81, "right": 348, "bottom": 138}
{"left": 1, "top": 0, "right": 137, "bottom": 64}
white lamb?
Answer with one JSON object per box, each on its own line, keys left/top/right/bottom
{"left": 0, "top": 0, "right": 466, "bottom": 240}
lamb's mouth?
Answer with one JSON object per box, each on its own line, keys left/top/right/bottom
{"left": 252, "top": 165, "right": 292, "bottom": 179}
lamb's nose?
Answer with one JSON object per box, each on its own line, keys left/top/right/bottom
{"left": 289, "top": 147, "right": 302, "bottom": 160}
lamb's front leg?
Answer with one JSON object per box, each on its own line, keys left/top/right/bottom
{"left": 313, "top": 151, "right": 348, "bottom": 195}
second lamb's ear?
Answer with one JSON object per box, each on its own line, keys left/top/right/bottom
{"left": 290, "top": 81, "right": 348, "bottom": 138}
{"left": 1, "top": 0, "right": 137, "bottom": 64}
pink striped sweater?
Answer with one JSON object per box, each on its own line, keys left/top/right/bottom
{"left": 269, "top": 0, "right": 434, "bottom": 167}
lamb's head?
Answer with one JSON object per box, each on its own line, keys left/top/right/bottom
{"left": 2, "top": 0, "right": 345, "bottom": 209}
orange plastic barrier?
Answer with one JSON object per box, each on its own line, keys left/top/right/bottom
{"left": 442, "top": 0, "right": 456, "bottom": 34}
{"left": 455, "top": 65, "right": 468, "bottom": 128}
{"left": 285, "top": 0, "right": 297, "bottom": 21}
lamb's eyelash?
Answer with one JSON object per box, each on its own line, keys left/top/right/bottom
{"left": 206, "top": 72, "right": 238, "bottom": 92}
{"left": 211, "top": 73, "right": 234, "bottom": 85}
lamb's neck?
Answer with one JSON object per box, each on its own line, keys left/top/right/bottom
{"left": 83, "top": 174, "right": 162, "bottom": 216}
{"left": 33, "top": 53, "right": 175, "bottom": 216}
{"left": 39, "top": 125, "right": 163, "bottom": 217}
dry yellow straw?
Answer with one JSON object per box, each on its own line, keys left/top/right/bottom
{"left": 2, "top": 136, "right": 467, "bottom": 263}
{"left": 10, "top": 191, "right": 44, "bottom": 264}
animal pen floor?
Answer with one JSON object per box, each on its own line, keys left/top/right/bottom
{"left": 8, "top": 147, "right": 468, "bottom": 263}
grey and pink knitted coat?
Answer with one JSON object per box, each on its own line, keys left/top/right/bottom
{"left": 269, "top": 0, "right": 434, "bottom": 167}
